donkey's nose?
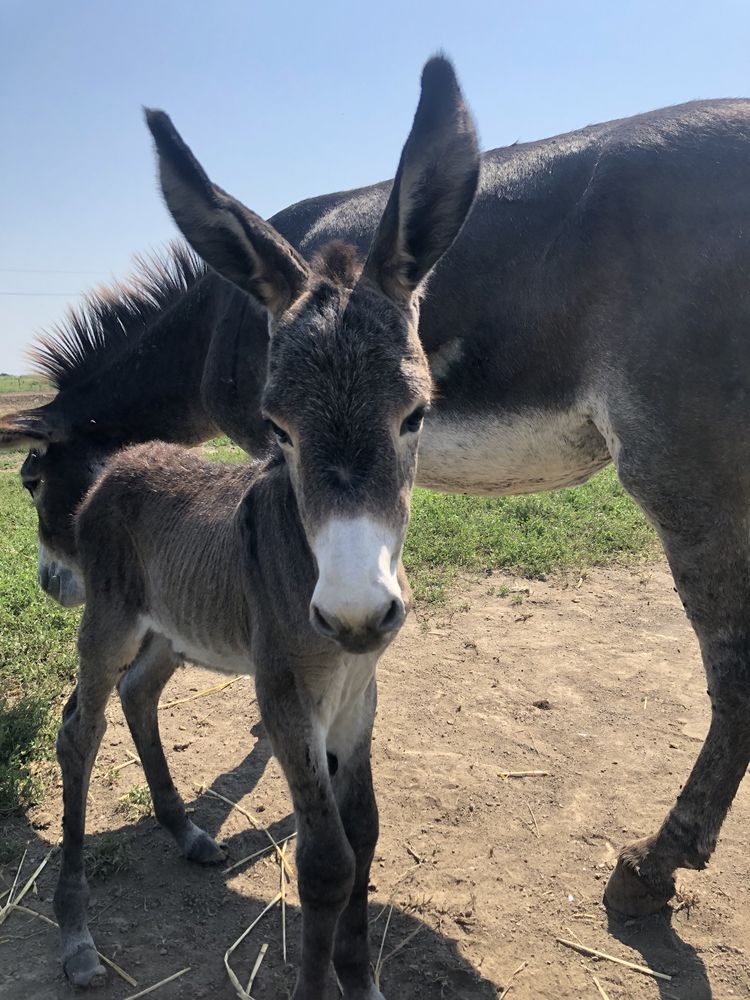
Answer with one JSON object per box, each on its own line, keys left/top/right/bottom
{"left": 310, "top": 596, "right": 406, "bottom": 651}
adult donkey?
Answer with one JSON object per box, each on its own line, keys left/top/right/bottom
{"left": 3, "top": 63, "right": 749, "bottom": 918}
{"left": 51, "top": 59, "right": 478, "bottom": 998}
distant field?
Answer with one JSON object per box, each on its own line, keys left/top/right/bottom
{"left": 0, "top": 438, "right": 658, "bottom": 813}
{"left": 0, "top": 374, "right": 51, "bottom": 394}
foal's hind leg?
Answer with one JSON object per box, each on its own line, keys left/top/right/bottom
{"left": 53, "top": 609, "right": 143, "bottom": 987}
{"left": 605, "top": 496, "right": 750, "bottom": 916}
{"left": 118, "top": 633, "right": 226, "bottom": 863}
{"left": 332, "top": 681, "right": 383, "bottom": 1000}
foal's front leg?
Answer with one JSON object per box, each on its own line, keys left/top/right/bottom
{"left": 256, "top": 668, "right": 356, "bottom": 1000}
{"left": 332, "top": 680, "right": 383, "bottom": 1000}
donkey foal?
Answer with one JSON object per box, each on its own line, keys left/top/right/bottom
{"left": 53, "top": 57, "right": 479, "bottom": 999}
{"left": 55, "top": 445, "right": 396, "bottom": 998}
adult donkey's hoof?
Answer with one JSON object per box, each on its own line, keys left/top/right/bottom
{"left": 604, "top": 837, "right": 675, "bottom": 917}
{"left": 182, "top": 822, "right": 227, "bottom": 865}
{"left": 63, "top": 943, "right": 106, "bottom": 988}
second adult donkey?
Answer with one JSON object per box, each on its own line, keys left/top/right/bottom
{"left": 52, "top": 60, "right": 478, "bottom": 999}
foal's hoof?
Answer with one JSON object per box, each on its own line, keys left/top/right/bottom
{"left": 604, "top": 838, "right": 675, "bottom": 917}
{"left": 183, "top": 824, "right": 227, "bottom": 865}
{"left": 63, "top": 944, "right": 106, "bottom": 989}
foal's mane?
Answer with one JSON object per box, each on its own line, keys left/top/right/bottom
{"left": 28, "top": 242, "right": 206, "bottom": 392}
{"left": 312, "top": 241, "right": 362, "bottom": 289}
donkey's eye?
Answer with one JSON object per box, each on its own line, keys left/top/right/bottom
{"left": 400, "top": 406, "right": 426, "bottom": 436}
{"left": 267, "top": 420, "right": 292, "bottom": 447}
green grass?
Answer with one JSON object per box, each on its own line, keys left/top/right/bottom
{"left": 404, "top": 467, "right": 658, "bottom": 602}
{"left": 0, "top": 442, "right": 657, "bottom": 813}
{"left": 199, "top": 435, "right": 247, "bottom": 463}
{"left": 0, "top": 374, "right": 51, "bottom": 394}
{"left": 117, "top": 783, "right": 152, "bottom": 822}
{"left": 0, "top": 473, "right": 80, "bottom": 815}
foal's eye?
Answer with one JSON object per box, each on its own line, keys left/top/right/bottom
{"left": 400, "top": 406, "right": 426, "bottom": 436}
{"left": 267, "top": 420, "right": 292, "bottom": 447}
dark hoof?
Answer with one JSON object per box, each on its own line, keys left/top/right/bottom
{"left": 63, "top": 945, "right": 106, "bottom": 988}
{"left": 183, "top": 824, "right": 227, "bottom": 865}
{"left": 604, "top": 838, "right": 675, "bottom": 917}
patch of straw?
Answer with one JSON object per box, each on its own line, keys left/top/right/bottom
{"left": 526, "top": 803, "right": 540, "bottom": 839}
{"left": 246, "top": 942, "right": 268, "bottom": 995}
{"left": 204, "top": 787, "right": 293, "bottom": 880}
{"left": 380, "top": 923, "right": 424, "bottom": 968}
{"left": 160, "top": 675, "right": 243, "bottom": 710}
{"left": 223, "top": 832, "right": 297, "bottom": 876}
{"left": 499, "top": 960, "right": 528, "bottom": 999}
{"left": 13, "top": 904, "right": 137, "bottom": 986}
{"left": 113, "top": 752, "right": 141, "bottom": 773}
{"left": 591, "top": 974, "right": 611, "bottom": 1000}
{"left": 0, "top": 846, "right": 55, "bottom": 927}
{"left": 498, "top": 770, "right": 549, "bottom": 780}
{"left": 555, "top": 937, "right": 672, "bottom": 981}
{"left": 280, "top": 841, "right": 289, "bottom": 964}
{"left": 122, "top": 966, "right": 190, "bottom": 999}
{"left": 373, "top": 902, "right": 394, "bottom": 990}
{"left": 0, "top": 849, "right": 26, "bottom": 925}
{"left": 224, "top": 893, "right": 282, "bottom": 1000}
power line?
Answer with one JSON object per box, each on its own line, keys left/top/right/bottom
{"left": 0, "top": 291, "right": 84, "bottom": 297}
{"left": 0, "top": 268, "right": 109, "bottom": 275}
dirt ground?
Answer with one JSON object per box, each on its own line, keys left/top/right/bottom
{"left": 0, "top": 391, "right": 53, "bottom": 415}
{"left": 1, "top": 563, "right": 749, "bottom": 1000}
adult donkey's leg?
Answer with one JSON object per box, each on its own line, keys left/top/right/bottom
{"left": 332, "top": 680, "right": 383, "bottom": 1000}
{"left": 118, "top": 633, "right": 226, "bottom": 863}
{"left": 54, "top": 609, "right": 142, "bottom": 987}
{"left": 605, "top": 493, "right": 750, "bottom": 915}
{"left": 256, "top": 665, "right": 356, "bottom": 1000}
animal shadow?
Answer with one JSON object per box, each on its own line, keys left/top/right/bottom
{"left": 606, "top": 906, "right": 711, "bottom": 1000}
{"left": 0, "top": 724, "right": 499, "bottom": 1000}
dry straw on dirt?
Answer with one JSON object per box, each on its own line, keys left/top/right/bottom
{"left": 555, "top": 936, "right": 672, "bottom": 981}
{"left": 160, "top": 674, "right": 244, "bottom": 710}
{"left": 224, "top": 893, "right": 282, "bottom": 1000}
{"left": 122, "top": 966, "right": 190, "bottom": 999}
{"left": 498, "top": 960, "right": 528, "bottom": 999}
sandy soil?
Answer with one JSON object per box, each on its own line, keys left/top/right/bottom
{"left": 1, "top": 563, "right": 748, "bottom": 1000}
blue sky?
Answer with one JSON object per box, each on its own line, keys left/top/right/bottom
{"left": 2, "top": 0, "right": 749, "bottom": 372}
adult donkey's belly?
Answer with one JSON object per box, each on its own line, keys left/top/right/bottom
{"left": 417, "top": 408, "right": 611, "bottom": 496}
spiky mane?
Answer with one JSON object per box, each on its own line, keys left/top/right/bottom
{"left": 27, "top": 242, "right": 206, "bottom": 391}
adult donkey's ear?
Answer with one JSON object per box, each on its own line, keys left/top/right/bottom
{"left": 0, "top": 408, "right": 66, "bottom": 451}
{"left": 363, "top": 56, "right": 479, "bottom": 308}
{"left": 145, "top": 109, "right": 310, "bottom": 321}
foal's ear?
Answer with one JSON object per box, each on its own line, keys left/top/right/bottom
{"left": 0, "top": 409, "right": 65, "bottom": 451}
{"left": 363, "top": 56, "right": 479, "bottom": 308}
{"left": 145, "top": 109, "right": 310, "bottom": 321}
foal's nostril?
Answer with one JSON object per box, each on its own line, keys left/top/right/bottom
{"left": 378, "top": 598, "right": 405, "bottom": 633}
{"left": 311, "top": 604, "right": 339, "bottom": 639}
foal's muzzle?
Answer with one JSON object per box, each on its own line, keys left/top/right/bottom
{"left": 38, "top": 543, "right": 86, "bottom": 607}
{"left": 310, "top": 595, "right": 406, "bottom": 652}
{"left": 308, "top": 516, "right": 407, "bottom": 652}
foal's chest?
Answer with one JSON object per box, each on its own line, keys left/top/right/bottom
{"left": 416, "top": 408, "right": 611, "bottom": 495}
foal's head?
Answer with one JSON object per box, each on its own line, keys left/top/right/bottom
{"left": 146, "top": 56, "right": 479, "bottom": 652}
